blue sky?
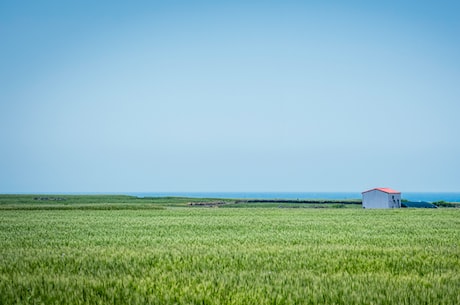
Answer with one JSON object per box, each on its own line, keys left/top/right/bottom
{"left": 1, "top": 0, "right": 459, "bottom": 193}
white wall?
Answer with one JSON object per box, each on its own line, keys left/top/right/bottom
{"left": 389, "top": 193, "right": 401, "bottom": 208}
{"left": 362, "top": 190, "right": 401, "bottom": 209}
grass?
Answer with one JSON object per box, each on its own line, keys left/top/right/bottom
{"left": 0, "top": 195, "right": 459, "bottom": 304}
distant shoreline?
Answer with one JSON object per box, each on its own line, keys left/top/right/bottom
{"left": 131, "top": 192, "right": 460, "bottom": 203}
{"left": 1, "top": 192, "right": 460, "bottom": 202}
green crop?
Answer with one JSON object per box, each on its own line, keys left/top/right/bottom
{"left": 0, "top": 198, "right": 459, "bottom": 304}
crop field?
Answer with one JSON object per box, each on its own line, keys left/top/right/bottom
{"left": 1, "top": 195, "right": 459, "bottom": 304}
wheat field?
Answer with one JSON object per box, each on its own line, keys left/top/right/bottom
{"left": 1, "top": 197, "right": 459, "bottom": 304}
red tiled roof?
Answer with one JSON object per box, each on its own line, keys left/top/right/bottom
{"left": 362, "top": 187, "right": 401, "bottom": 194}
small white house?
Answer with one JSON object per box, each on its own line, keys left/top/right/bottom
{"left": 362, "top": 188, "right": 402, "bottom": 209}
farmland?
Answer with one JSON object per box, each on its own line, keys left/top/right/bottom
{"left": 0, "top": 195, "right": 459, "bottom": 304}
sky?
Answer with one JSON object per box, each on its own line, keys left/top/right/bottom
{"left": 1, "top": 0, "right": 459, "bottom": 193}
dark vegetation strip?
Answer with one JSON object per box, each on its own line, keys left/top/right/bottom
{"left": 188, "top": 199, "right": 362, "bottom": 208}
{"left": 432, "top": 200, "right": 460, "bottom": 208}
{"left": 235, "top": 199, "right": 361, "bottom": 204}
{"left": 1, "top": 195, "right": 458, "bottom": 210}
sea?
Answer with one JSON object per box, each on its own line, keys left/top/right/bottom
{"left": 127, "top": 192, "right": 460, "bottom": 202}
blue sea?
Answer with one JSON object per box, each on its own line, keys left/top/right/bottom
{"left": 128, "top": 192, "right": 460, "bottom": 202}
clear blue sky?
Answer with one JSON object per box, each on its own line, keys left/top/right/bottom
{"left": 1, "top": 0, "right": 459, "bottom": 193}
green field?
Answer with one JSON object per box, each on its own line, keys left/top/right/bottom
{"left": 1, "top": 195, "right": 459, "bottom": 304}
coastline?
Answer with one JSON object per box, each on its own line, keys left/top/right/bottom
{"left": 127, "top": 192, "right": 460, "bottom": 203}
{"left": 1, "top": 192, "right": 459, "bottom": 203}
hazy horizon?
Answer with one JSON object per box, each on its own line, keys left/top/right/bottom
{"left": 1, "top": 0, "right": 459, "bottom": 193}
